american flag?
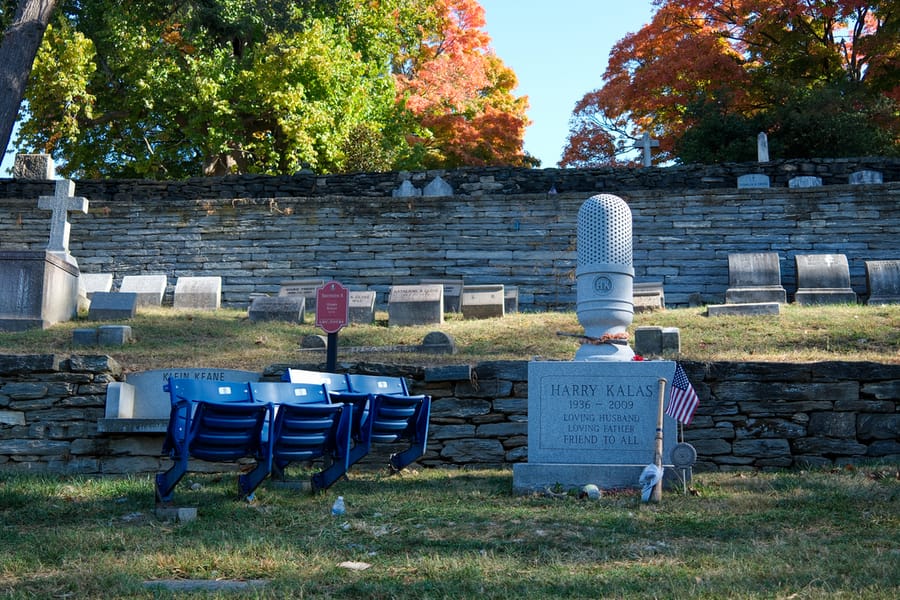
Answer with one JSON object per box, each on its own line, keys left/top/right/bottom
{"left": 665, "top": 363, "right": 699, "bottom": 425}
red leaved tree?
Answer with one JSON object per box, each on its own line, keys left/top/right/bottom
{"left": 396, "top": 0, "right": 536, "bottom": 168}
{"left": 561, "top": 0, "right": 899, "bottom": 167}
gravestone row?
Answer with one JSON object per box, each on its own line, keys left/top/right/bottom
{"left": 707, "top": 252, "right": 900, "bottom": 316}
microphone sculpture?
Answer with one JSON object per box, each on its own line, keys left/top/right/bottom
{"left": 574, "top": 193, "right": 635, "bottom": 361}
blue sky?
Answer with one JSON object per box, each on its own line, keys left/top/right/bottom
{"left": 479, "top": 0, "right": 656, "bottom": 167}
{"left": 1, "top": 1, "right": 656, "bottom": 175}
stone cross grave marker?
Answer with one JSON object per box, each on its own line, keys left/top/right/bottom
{"left": 634, "top": 132, "right": 659, "bottom": 167}
{"left": 37, "top": 179, "right": 88, "bottom": 254}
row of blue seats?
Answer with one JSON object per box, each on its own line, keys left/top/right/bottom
{"left": 155, "top": 371, "right": 431, "bottom": 504}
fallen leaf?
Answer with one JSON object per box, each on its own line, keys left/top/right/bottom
{"left": 338, "top": 561, "right": 372, "bottom": 571}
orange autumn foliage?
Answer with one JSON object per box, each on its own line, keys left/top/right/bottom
{"left": 561, "top": 0, "right": 899, "bottom": 167}
{"left": 396, "top": 0, "right": 535, "bottom": 168}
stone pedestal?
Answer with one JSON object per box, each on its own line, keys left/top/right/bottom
{"left": 513, "top": 360, "right": 679, "bottom": 494}
{"left": 0, "top": 250, "right": 80, "bottom": 331}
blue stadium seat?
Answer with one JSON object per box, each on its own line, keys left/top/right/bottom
{"left": 268, "top": 400, "right": 352, "bottom": 491}
{"left": 156, "top": 378, "right": 272, "bottom": 504}
{"left": 345, "top": 374, "right": 431, "bottom": 470}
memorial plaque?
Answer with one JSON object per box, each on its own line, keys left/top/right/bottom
{"left": 316, "top": 281, "right": 349, "bottom": 334}
{"left": 460, "top": 284, "right": 505, "bottom": 319}
{"left": 388, "top": 284, "right": 444, "bottom": 326}
{"left": 120, "top": 274, "right": 167, "bottom": 307}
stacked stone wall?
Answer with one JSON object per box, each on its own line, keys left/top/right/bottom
{"left": 1, "top": 172, "right": 898, "bottom": 309}
{"left": 1, "top": 356, "right": 896, "bottom": 475}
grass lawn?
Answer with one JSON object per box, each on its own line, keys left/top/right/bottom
{"left": 1, "top": 304, "right": 898, "bottom": 598}
{"left": 0, "top": 467, "right": 897, "bottom": 599}
{"left": 0, "top": 304, "right": 898, "bottom": 372}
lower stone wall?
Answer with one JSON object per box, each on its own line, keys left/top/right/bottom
{"left": 0, "top": 355, "right": 897, "bottom": 474}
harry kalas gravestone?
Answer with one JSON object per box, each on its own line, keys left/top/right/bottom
{"left": 0, "top": 176, "right": 88, "bottom": 330}
{"left": 514, "top": 194, "right": 678, "bottom": 494}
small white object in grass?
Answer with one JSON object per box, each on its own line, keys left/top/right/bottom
{"left": 580, "top": 484, "right": 602, "bottom": 500}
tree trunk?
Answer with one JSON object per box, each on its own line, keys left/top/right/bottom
{"left": 0, "top": 0, "right": 59, "bottom": 168}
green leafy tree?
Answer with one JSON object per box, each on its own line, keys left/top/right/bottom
{"left": 19, "top": 0, "right": 410, "bottom": 178}
{"left": 15, "top": 0, "right": 532, "bottom": 177}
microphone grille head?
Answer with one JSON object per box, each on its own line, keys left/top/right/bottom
{"left": 577, "top": 194, "right": 632, "bottom": 267}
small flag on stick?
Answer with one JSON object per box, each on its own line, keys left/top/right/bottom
{"left": 665, "top": 363, "right": 699, "bottom": 425}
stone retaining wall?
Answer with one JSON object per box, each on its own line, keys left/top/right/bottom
{"left": 1, "top": 177, "right": 898, "bottom": 309}
{"left": 1, "top": 355, "right": 896, "bottom": 475}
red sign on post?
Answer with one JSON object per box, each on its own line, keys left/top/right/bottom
{"left": 315, "top": 281, "right": 349, "bottom": 334}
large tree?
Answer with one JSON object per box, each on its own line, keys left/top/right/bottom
{"left": 394, "top": 0, "right": 535, "bottom": 169}
{"left": 0, "top": 0, "right": 58, "bottom": 169}
{"left": 13, "top": 0, "right": 533, "bottom": 177}
{"left": 561, "top": 0, "right": 900, "bottom": 167}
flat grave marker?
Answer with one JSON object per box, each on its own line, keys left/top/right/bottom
{"left": 388, "top": 284, "right": 444, "bottom": 326}
{"left": 248, "top": 295, "right": 305, "bottom": 323}
{"left": 349, "top": 290, "right": 376, "bottom": 324}
{"left": 461, "top": 284, "right": 505, "bottom": 319}
{"left": 87, "top": 292, "right": 138, "bottom": 321}
{"left": 794, "top": 254, "right": 857, "bottom": 305}
{"left": 174, "top": 276, "right": 221, "bottom": 310}
{"left": 120, "top": 274, "right": 167, "bottom": 307}
{"left": 865, "top": 260, "right": 900, "bottom": 304}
